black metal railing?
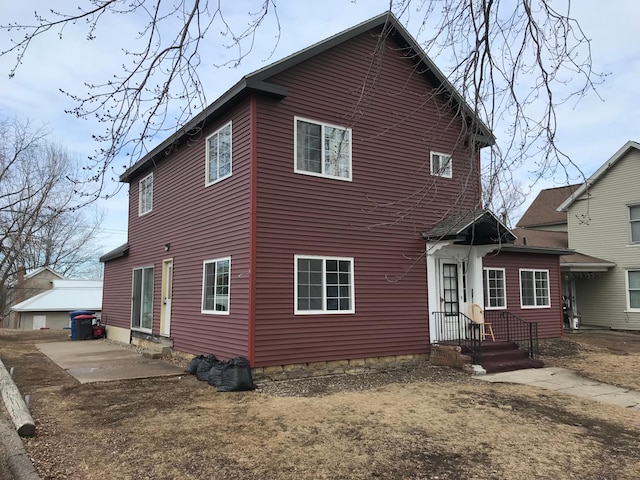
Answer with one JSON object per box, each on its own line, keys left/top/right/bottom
{"left": 483, "top": 310, "right": 540, "bottom": 359}
{"left": 431, "top": 311, "right": 482, "bottom": 363}
{"left": 432, "top": 309, "right": 539, "bottom": 363}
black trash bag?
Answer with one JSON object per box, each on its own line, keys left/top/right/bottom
{"left": 207, "top": 359, "right": 227, "bottom": 388}
{"left": 217, "top": 356, "right": 257, "bottom": 392}
{"left": 196, "top": 354, "right": 218, "bottom": 382}
{"left": 185, "top": 354, "right": 205, "bottom": 374}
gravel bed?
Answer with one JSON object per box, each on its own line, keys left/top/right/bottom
{"left": 255, "top": 361, "right": 483, "bottom": 397}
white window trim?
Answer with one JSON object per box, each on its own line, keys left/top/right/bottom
{"left": 201, "top": 257, "right": 231, "bottom": 315}
{"left": 294, "top": 255, "right": 355, "bottom": 315}
{"left": 484, "top": 267, "right": 507, "bottom": 310}
{"left": 629, "top": 204, "right": 640, "bottom": 245}
{"left": 138, "top": 173, "right": 153, "bottom": 216}
{"left": 205, "top": 121, "right": 233, "bottom": 186}
{"left": 294, "top": 116, "right": 353, "bottom": 182}
{"left": 131, "top": 265, "right": 154, "bottom": 333}
{"left": 626, "top": 269, "right": 640, "bottom": 312}
{"left": 519, "top": 268, "right": 551, "bottom": 309}
{"left": 430, "top": 151, "right": 453, "bottom": 178}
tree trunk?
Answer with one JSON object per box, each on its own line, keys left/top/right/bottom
{"left": 0, "top": 358, "right": 36, "bottom": 437}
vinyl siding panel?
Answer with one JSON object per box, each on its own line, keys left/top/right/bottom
{"left": 483, "top": 251, "right": 563, "bottom": 339}
{"left": 102, "top": 100, "right": 253, "bottom": 358}
{"left": 567, "top": 148, "right": 640, "bottom": 329}
{"left": 102, "top": 256, "right": 132, "bottom": 327}
{"left": 252, "top": 27, "right": 482, "bottom": 365}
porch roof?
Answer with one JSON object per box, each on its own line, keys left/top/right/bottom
{"left": 561, "top": 252, "right": 615, "bottom": 272}
{"left": 422, "top": 209, "right": 515, "bottom": 245}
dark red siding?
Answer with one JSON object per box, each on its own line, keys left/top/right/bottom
{"left": 102, "top": 100, "right": 253, "bottom": 359}
{"left": 252, "top": 27, "right": 482, "bottom": 365}
{"left": 483, "top": 251, "right": 563, "bottom": 339}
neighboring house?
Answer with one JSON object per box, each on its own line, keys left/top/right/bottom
{"left": 557, "top": 141, "right": 640, "bottom": 330}
{"left": 10, "top": 280, "right": 103, "bottom": 330}
{"left": 3, "top": 267, "right": 66, "bottom": 328}
{"left": 516, "top": 184, "right": 615, "bottom": 326}
{"left": 101, "top": 13, "right": 566, "bottom": 369}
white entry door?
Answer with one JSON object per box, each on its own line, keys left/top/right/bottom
{"left": 437, "top": 259, "right": 469, "bottom": 341}
{"left": 160, "top": 259, "right": 173, "bottom": 337}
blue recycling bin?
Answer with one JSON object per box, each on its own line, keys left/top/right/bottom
{"left": 69, "top": 310, "right": 95, "bottom": 340}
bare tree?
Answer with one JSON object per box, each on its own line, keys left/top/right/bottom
{"left": 0, "top": 117, "right": 103, "bottom": 318}
{"left": 1, "top": 1, "right": 603, "bottom": 201}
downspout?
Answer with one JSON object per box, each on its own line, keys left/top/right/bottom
{"left": 248, "top": 94, "right": 258, "bottom": 365}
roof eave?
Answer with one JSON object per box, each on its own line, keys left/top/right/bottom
{"left": 495, "top": 245, "right": 574, "bottom": 255}
{"left": 557, "top": 140, "right": 640, "bottom": 211}
{"left": 119, "top": 79, "right": 288, "bottom": 183}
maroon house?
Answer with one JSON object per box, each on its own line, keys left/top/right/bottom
{"left": 100, "top": 13, "right": 567, "bottom": 370}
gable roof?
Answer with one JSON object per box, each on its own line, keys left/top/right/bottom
{"left": 24, "top": 266, "right": 66, "bottom": 281}
{"left": 10, "top": 280, "right": 103, "bottom": 312}
{"left": 423, "top": 209, "right": 515, "bottom": 245}
{"left": 516, "top": 184, "right": 580, "bottom": 228}
{"left": 120, "top": 12, "right": 494, "bottom": 183}
{"left": 558, "top": 140, "right": 640, "bottom": 211}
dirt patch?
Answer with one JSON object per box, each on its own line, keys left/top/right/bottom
{"left": 541, "top": 330, "right": 640, "bottom": 391}
{"left": 2, "top": 329, "right": 640, "bottom": 479}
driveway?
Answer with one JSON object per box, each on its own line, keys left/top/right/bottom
{"left": 36, "top": 340, "right": 183, "bottom": 383}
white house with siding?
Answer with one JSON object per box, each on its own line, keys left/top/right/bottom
{"left": 558, "top": 141, "right": 640, "bottom": 330}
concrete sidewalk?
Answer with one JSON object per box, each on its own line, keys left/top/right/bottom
{"left": 477, "top": 367, "right": 640, "bottom": 409}
{"left": 36, "top": 340, "right": 183, "bottom": 384}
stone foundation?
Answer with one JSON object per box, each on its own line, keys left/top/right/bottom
{"left": 252, "top": 353, "right": 430, "bottom": 381}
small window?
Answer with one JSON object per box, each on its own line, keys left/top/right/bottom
{"left": 630, "top": 205, "right": 640, "bottom": 244}
{"left": 295, "top": 256, "right": 354, "bottom": 314}
{"left": 520, "top": 269, "right": 550, "bottom": 308}
{"left": 202, "top": 257, "right": 230, "bottom": 314}
{"left": 628, "top": 271, "right": 640, "bottom": 310}
{"left": 139, "top": 173, "right": 153, "bottom": 215}
{"left": 430, "top": 152, "right": 452, "bottom": 178}
{"left": 206, "top": 122, "right": 232, "bottom": 185}
{"left": 484, "top": 268, "right": 506, "bottom": 309}
{"left": 295, "top": 118, "right": 352, "bottom": 180}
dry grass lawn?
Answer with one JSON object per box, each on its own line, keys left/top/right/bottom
{"left": 2, "top": 329, "right": 640, "bottom": 479}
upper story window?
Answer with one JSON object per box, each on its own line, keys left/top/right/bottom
{"left": 202, "top": 257, "right": 230, "bottom": 314}
{"left": 630, "top": 205, "right": 640, "bottom": 244}
{"left": 430, "top": 152, "right": 452, "bottom": 178}
{"left": 295, "top": 255, "right": 355, "bottom": 314}
{"left": 139, "top": 173, "right": 153, "bottom": 216}
{"left": 484, "top": 268, "right": 506, "bottom": 309}
{"left": 628, "top": 270, "right": 640, "bottom": 310}
{"left": 295, "top": 117, "right": 352, "bottom": 181}
{"left": 520, "top": 269, "right": 550, "bottom": 308}
{"left": 206, "top": 122, "right": 232, "bottom": 186}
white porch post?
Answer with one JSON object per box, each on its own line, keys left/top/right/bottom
{"left": 427, "top": 241, "right": 449, "bottom": 343}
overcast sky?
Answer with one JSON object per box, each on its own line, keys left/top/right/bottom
{"left": 1, "top": 1, "right": 639, "bottom": 258}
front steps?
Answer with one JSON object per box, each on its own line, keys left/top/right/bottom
{"left": 462, "top": 341, "right": 544, "bottom": 374}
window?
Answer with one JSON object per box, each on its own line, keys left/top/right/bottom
{"left": 206, "top": 122, "right": 232, "bottom": 185}
{"left": 430, "top": 152, "right": 452, "bottom": 178}
{"left": 202, "top": 257, "right": 230, "bottom": 314}
{"left": 442, "top": 263, "right": 459, "bottom": 315}
{"left": 295, "top": 256, "right": 354, "bottom": 314}
{"left": 139, "top": 173, "right": 153, "bottom": 215}
{"left": 628, "top": 271, "right": 640, "bottom": 310}
{"left": 520, "top": 269, "right": 550, "bottom": 308}
{"left": 132, "top": 266, "right": 154, "bottom": 331}
{"left": 630, "top": 205, "right": 640, "bottom": 244}
{"left": 484, "top": 268, "right": 506, "bottom": 309}
{"left": 295, "top": 118, "right": 352, "bottom": 180}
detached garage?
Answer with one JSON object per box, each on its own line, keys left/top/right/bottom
{"left": 10, "top": 280, "right": 103, "bottom": 330}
